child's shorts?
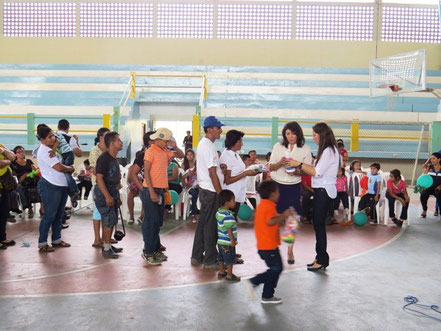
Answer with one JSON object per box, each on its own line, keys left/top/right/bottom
{"left": 217, "top": 244, "right": 236, "bottom": 266}
{"left": 93, "top": 206, "right": 101, "bottom": 220}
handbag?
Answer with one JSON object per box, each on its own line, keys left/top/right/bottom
{"left": 0, "top": 168, "right": 17, "bottom": 193}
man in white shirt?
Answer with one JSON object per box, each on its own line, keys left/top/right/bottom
{"left": 191, "top": 116, "right": 225, "bottom": 268}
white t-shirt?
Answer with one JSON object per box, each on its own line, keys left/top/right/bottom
{"left": 220, "top": 149, "right": 246, "bottom": 203}
{"left": 36, "top": 144, "right": 68, "bottom": 187}
{"left": 269, "top": 142, "right": 312, "bottom": 185}
{"left": 196, "top": 137, "right": 224, "bottom": 192}
{"left": 312, "top": 146, "right": 340, "bottom": 199}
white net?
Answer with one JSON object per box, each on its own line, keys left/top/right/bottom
{"left": 369, "top": 49, "right": 426, "bottom": 98}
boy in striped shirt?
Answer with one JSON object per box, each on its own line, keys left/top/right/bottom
{"left": 216, "top": 190, "right": 240, "bottom": 282}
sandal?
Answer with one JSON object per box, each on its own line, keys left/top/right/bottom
{"left": 217, "top": 271, "right": 227, "bottom": 280}
{"left": 28, "top": 209, "right": 34, "bottom": 218}
{"left": 235, "top": 258, "right": 244, "bottom": 264}
{"left": 235, "top": 254, "right": 242, "bottom": 258}
{"left": 92, "top": 243, "right": 104, "bottom": 248}
{"left": 1, "top": 240, "right": 16, "bottom": 247}
{"left": 52, "top": 241, "right": 71, "bottom": 248}
{"left": 110, "top": 239, "right": 118, "bottom": 244}
{"left": 225, "top": 274, "right": 241, "bottom": 282}
{"left": 137, "top": 216, "right": 143, "bottom": 224}
{"left": 0, "top": 243, "right": 7, "bottom": 250}
{"left": 39, "top": 245, "right": 55, "bottom": 253}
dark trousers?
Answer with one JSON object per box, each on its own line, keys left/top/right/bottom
{"left": 420, "top": 187, "right": 441, "bottom": 212}
{"left": 191, "top": 188, "right": 219, "bottom": 265}
{"left": 301, "top": 190, "right": 313, "bottom": 219}
{"left": 276, "top": 182, "right": 302, "bottom": 215}
{"left": 359, "top": 193, "right": 378, "bottom": 220}
{"left": 140, "top": 187, "right": 164, "bottom": 255}
{"left": 386, "top": 192, "right": 408, "bottom": 220}
{"left": 189, "top": 187, "right": 199, "bottom": 215}
{"left": 0, "top": 190, "right": 11, "bottom": 241}
{"left": 37, "top": 178, "right": 69, "bottom": 246}
{"left": 78, "top": 180, "right": 92, "bottom": 199}
{"left": 334, "top": 191, "right": 349, "bottom": 210}
{"left": 313, "top": 188, "right": 331, "bottom": 266}
{"left": 169, "top": 183, "right": 182, "bottom": 195}
{"left": 250, "top": 248, "right": 283, "bottom": 299}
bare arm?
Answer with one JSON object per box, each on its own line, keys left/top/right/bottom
{"left": 227, "top": 227, "right": 236, "bottom": 247}
{"left": 168, "top": 166, "right": 179, "bottom": 182}
{"left": 52, "top": 163, "right": 74, "bottom": 173}
{"left": 168, "top": 140, "right": 185, "bottom": 159}
{"left": 129, "top": 164, "right": 143, "bottom": 190}
{"left": 208, "top": 167, "right": 222, "bottom": 194}
{"left": 268, "top": 209, "right": 292, "bottom": 225}
{"left": 224, "top": 169, "right": 257, "bottom": 185}
{"left": 0, "top": 159, "right": 11, "bottom": 168}
{"left": 73, "top": 147, "right": 82, "bottom": 158}
{"left": 269, "top": 158, "right": 285, "bottom": 172}
{"left": 0, "top": 146, "right": 16, "bottom": 162}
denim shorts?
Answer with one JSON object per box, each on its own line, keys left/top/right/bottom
{"left": 217, "top": 244, "right": 236, "bottom": 266}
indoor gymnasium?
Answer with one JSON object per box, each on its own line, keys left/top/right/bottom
{"left": 0, "top": 0, "right": 441, "bottom": 329}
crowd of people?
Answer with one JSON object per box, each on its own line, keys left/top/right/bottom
{"left": 1, "top": 116, "right": 441, "bottom": 303}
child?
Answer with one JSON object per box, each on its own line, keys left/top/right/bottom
{"left": 216, "top": 189, "right": 240, "bottom": 282}
{"left": 263, "top": 152, "right": 271, "bottom": 180}
{"left": 247, "top": 180, "right": 292, "bottom": 305}
{"left": 337, "top": 142, "right": 348, "bottom": 167}
{"left": 386, "top": 169, "right": 409, "bottom": 227}
{"left": 77, "top": 159, "right": 93, "bottom": 200}
{"left": 334, "top": 167, "right": 349, "bottom": 221}
{"left": 358, "top": 163, "right": 382, "bottom": 223}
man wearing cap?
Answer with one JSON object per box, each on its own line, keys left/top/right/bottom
{"left": 141, "top": 128, "right": 184, "bottom": 265}
{"left": 191, "top": 116, "right": 225, "bottom": 268}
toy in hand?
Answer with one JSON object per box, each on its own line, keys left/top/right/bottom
{"left": 282, "top": 207, "right": 299, "bottom": 243}
{"left": 26, "top": 168, "right": 41, "bottom": 179}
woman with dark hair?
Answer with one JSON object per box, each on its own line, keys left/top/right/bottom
{"left": 420, "top": 152, "right": 441, "bottom": 218}
{"left": 127, "top": 130, "right": 156, "bottom": 224}
{"left": 35, "top": 124, "right": 74, "bottom": 252}
{"left": 181, "top": 149, "right": 199, "bottom": 223}
{"left": 286, "top": 122, "right": 340, "bottom": 271}
{"left": 11, "top": 145, "right": 39, "bottom": 218}
{"left": 269, "top": 121, "right": 312, "bottom": 264}
{"left": 220, "top": 130, "right": 259, "bottom": 219}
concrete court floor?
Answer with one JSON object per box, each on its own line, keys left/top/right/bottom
{"left": 1, "top": 201, "right": 441, "bottom": 330}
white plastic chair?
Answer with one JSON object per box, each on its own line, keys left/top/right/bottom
{"left": 245, "top": 174, "right": 262, "bottom": 210}
{"left": 181, "top": 188, "right": 194, "bottom": 221}
{"left": 350, "top": 172, "right": 364, "bottom": 214}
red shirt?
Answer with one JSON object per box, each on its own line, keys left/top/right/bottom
{"left": 301, "top": 175, "right": 312, "bottom": 188}
{"left": 254, "top": 199, "right": 280, "bottom": 250}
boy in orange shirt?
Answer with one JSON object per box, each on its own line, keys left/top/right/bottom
{"left": 247, "top": 180, "right": 292, "bottom": 304}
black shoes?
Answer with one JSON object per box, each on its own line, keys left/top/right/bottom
{"left": 307, "top": 263, "right": 328, "bottom": 272}
{"left": 392, "top": 217, "right": 403, "bottom": 227}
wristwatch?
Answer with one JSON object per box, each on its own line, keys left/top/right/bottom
{"left": 298, "top": 163, "right": 303, "bottom": 170}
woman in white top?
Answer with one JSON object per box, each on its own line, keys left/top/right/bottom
{"left": 220, "top": 130, "right": 259, "bottom": 218}
{"left": 36, "top": 124, "right": 75, "bottom": 252}
{"left": 287, "top": 122, "right": 340, "bottom": 272}
{"left": 269, "top": 121, "right": 312, "bottom": 264}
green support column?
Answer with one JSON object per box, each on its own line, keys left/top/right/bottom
{"left": 112, "top": 106, "right": 120, "bottom": 133}
{"left": 27, "top": 113, "right": 35, "bottom": 145}
{"left": 431, "top": 121, "right": 441, "bottom": 153}
{"left": 271, "top": 117, "right": 279, "bottom": 147}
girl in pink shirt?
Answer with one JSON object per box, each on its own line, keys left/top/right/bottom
{"left": 386, "top": 169, "right": 409, "bottom": 227}
{"left": 334, "top": 168, "right": 349, "bottom": 221}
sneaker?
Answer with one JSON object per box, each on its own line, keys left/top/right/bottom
{"left": 111, "top": 245, "right": 123, "bottom": 253}
{"left": 154, "top": 251, "right": 168, "bottom": 261}
{"left": 128, "top": 219, "right": 135, "bottom": 225}
{"left": 137, "top": 216, "right": 143, "bottom": 224}
{"left": 392, "top": 217, "right": 403, "bottom": 228}
{"left": 434, "top": 211, "right": 439, "bottom": 217}
{"left": 102, "top": 249, "right": 119, "bottom": 259}
{"left": 261, "top": 296, "right": 282, "bottom": 305}
{"left": 141, "top": 252, "right": 162, "bottom": 265}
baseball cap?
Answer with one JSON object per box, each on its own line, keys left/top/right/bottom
{"left": 150, "top": 128, "right": 173, "bottom": 141}
{"left": 203, "top": 116, "right": 225, "bottom": 127}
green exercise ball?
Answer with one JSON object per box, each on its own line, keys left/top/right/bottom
{"left": 170, "top": 190, "right": 179, "bottom": 205}
{"left": 417, "top": 174, "right": 433, "bottom": 189}
{"left": 353, "top": 212, "right": 368, "bottom": 226}
{"left": 238, "top": 204, "right": 252, "bottom": 220}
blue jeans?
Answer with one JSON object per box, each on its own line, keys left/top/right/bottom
{"left": 189, "top": 187, "right": 199, "bottom": 215}
{"left": 61, "top": 151, "right": 78, "bottom": 194}
{"left": 140, "top": 187, "right": 164, "bottom": 255}
{"left": 37, "top": 178, "right": 69, "bottom": 246}
{"left": 250, "top": 248, "right": 283, "bottom": 299}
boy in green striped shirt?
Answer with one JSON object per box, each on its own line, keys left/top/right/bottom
{"left": 216, "top": 189, "right": 240, "bottom": 282}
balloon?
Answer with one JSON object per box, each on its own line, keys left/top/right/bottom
{"left": 238, "top": 204, "right": 252, "bottom": 220}
{"left": 417, "top": 174, "right": 433, "bottom": 189}
{"left": 169, "top": 190, "right": 179, "bottom": 205}
{"left": 353, "top": 212, "right": 368, "bottom": 226}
